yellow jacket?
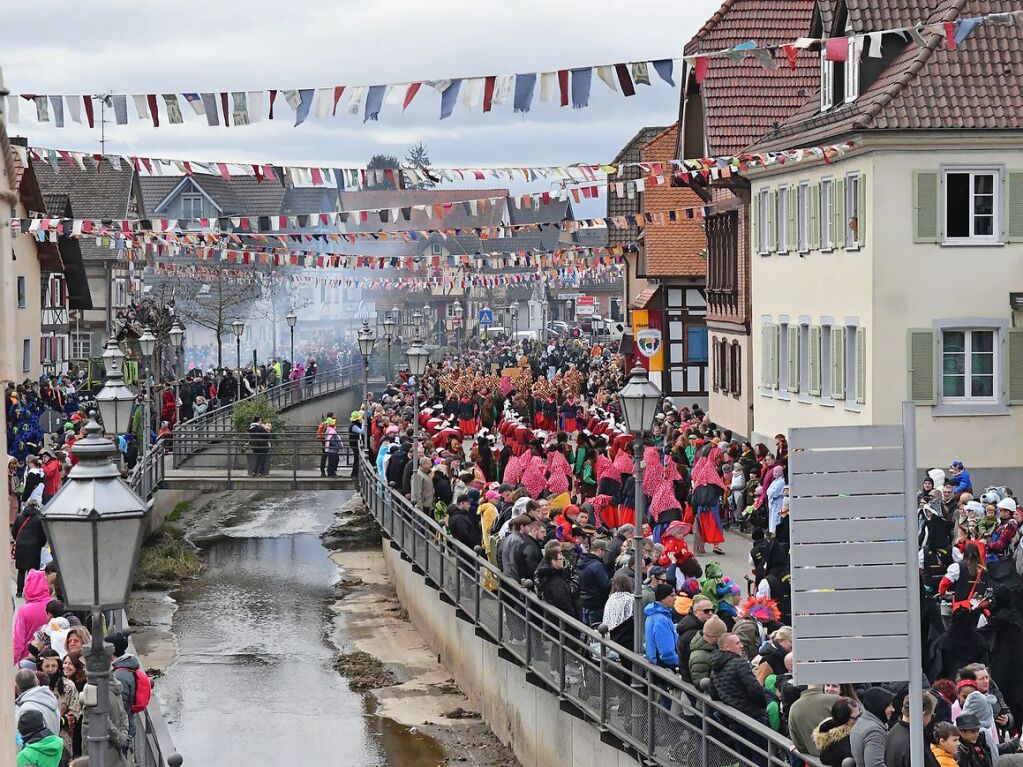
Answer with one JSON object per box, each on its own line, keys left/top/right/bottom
{"left": 930, "top": 744, "right": 957, "bottom": 767}
{"left": 477, "top": 502, "right": 499, "bottom": 556}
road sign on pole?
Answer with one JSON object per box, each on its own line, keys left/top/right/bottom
{"left": 478, "top": 308, "right": 493, "bottom": 326}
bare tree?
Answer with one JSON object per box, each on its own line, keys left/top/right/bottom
{"left": 172, "top": 265, "right": 261, "bottom": 370}
{"left": 404, "top": 142, "right": 435, "bottom": 189}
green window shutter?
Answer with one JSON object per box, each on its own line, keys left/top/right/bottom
{"left": 1007, "top": 328, "right": 1023, "bottom": 404}
{"left": 766, "top": 190, "right": 777, "bottom": 252}
{"left": 832, "top": 327, "right": 846, "bottom": 399}
{"left": 752, "top": 195, "right": 762, "bottom": 253}
{"left": 768, "top": 324, "right": 779, "bottom": 389}
{"left": 856, "top": 172, "right": 867, "bottom": 248}
{"left": 1007, "top": 172, "right": 1023, "bottom": 243}
{"left": 788, "top": 325, "right": 800, "bottom": 393}
{"left": 913, "top": 171, "right": 939, "bottom": 243}
{"left": 761, "top": 324, "right": 771, "bottom": 388}
{"left": 856, "top": 327, "right": 867, "bottom": 404}
{"left": 833, "top": 178, "right": 846, "bottom": 249}
{"left": 808, "top": 326, "right": 822, "bottom": 396}
{"left": 907, "top": 329, "right": 936, "bottom": 405}
{"left": 810, "top": 183, "right": 820, "bottom": 250}
{"left": 786, "top": 186, "right": 797, "bottom": 252}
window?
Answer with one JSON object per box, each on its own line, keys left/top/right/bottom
{"left": 844, "top": 36, "right": 860, "bottom": 103}
{"left": 845, "top": 175, "right": 859, "bottom": 248}
{"left": 180, "top": 192, "right": 206, "bottom": 219}
{"left": 431, "top": 241, "right": 444, "bottom": 256}
{"left": 944, "top": 169, "right": 999, "bottom": 243}
{"left": 71, "top": 332, "right": 91, "bottom": 359}
{"left": 820, "top": 180, "right": 834, "bottom": 250}
{"left": 45, "top": 275, "right": 64, "bottom": 307}
{"left": 687, "top": 326, "right": 708, "bottom": 363}
{"left": 17, "top": 276, "right": 26, "bottom": 308}
{"left": 730, "top": 341, "right": 741, "bottom": 397}
{"left": 820, "top": 51, "right": 834, "bottom": 112}
{"left": 112, "top": 277, "right": 128, "bottom": 308}
{"left": 797, "top": 183, "right": 810, "bottom": 252}
{"left": 941, "top": 329, "right": 996, "bottom": 401}
{"left": 756, "top": 189, "right": 770, "bottom": 254}
{"left": 22, "top": 339, "right": 30, "bottom": 372}
{"left": 776, "top": 186, "right": 788, "bottom": 253}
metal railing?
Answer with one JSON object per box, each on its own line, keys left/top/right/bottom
{"left": 171, "top": 363, "right": 362, "bottom": 468}
{"left": 359, "top": 453, "right": 824, "bottom": 767}
{"left": 129, "top": 435, "right": 167, "bottom": 501}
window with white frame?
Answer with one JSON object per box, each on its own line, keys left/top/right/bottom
{"left": 845, "top": 174, "right": 861, "bottom": 248}
{"left": 944, "top": 168, "right": 999, "bottom": 243}
{"left": 71, "top": 332, "right": 91, "bottom": 359}
{"left": 844, "top": 36, "right": 860, "bottom": 102}
{"left": 797, "top": 183, "right": 810, "bottom": 252}
{"left": 180, "top": 192, "right": 206, "bottom": 219}
{"left": 820, "top": 179, "right": 834, "bottom": 249}
{"left": 112, "top": 277, "right": 128, "bottom": 308}
{"left": 776, "top": 186, "right": 788, "bottom": 252}
{"left": 431, "top": 241, "right": 444, "bottom": 256}
{"left": 757, "top": 189, "right": 770, "bottom": 254}
{"left": 820, "top": 51, "right": 834, "bottom": 112}
{"left": 941, "top": 329, "right": 996, "bottom": 401}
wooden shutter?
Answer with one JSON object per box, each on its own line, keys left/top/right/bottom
{"left": 761, "top": 324, "right": 771, "bottom": 388}
{"left": 766, "top": 190, "right": 777, "bottom": 252}
{"left": 831, "top": 327, "right": 846, "bottom": 399}
{"left": 907, "top": 329, "right": 936, "bottom": 404}
{"left": 913, "top": 171, "right": 939, "bottom": 243}
{"left": 856, "top": 327, "right": 867, "bottom": 404}
{"left": 711, "top": 336, "right": 719, "bottom": 391}
{"left": 1007, "top": 172, "right": 1023, "bottom": 243}
{"left": 856, "top": 172, "right": 867, "bottom": 248}
{"left": 809, "top": 182, "right": 820, "bottom": 250}
{"left": 808, "top": 325, "right": 822, "bottom": 396}
{"left": 833, "top": 178, "right": 846, "bottom": 249}
{"left": 768, "top": 324, "right": 779, "bottom": 389}
{"left": 752, "top": 193, "right": 762, "bottom": 253}
{"left": 1007, "top": 328, "right": 1023, "bottom": 405}
{"left": 788, "top": 325, "right": 800, "bottom": 394}
{"left": 786, "top": 186, "right": 797, "bottom": 253}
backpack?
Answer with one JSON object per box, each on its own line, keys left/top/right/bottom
{"left": 130, "top": 668, "right": 152, "bottom": 713}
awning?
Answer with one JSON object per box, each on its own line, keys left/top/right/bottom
{"left": 630, "top": 285, "right": 660, "bottom": 309}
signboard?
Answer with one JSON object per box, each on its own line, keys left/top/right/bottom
{"left": 631, "top": 310, "right": 663, "bottom": 372}
{"left": 478, "top": 308, "right": 494, "bottom": 326}
{"left": 635, "top": 328, "right": 662, "bottom": 359}
{"left": 577, "top": 296, "right": 595, "bottom": 316}
{"left": 789, "top": 423, "right": 915, "bottom": 685}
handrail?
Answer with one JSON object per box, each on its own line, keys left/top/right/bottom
{"left": 359, "top": 452, "right": 824, "bottom": 767}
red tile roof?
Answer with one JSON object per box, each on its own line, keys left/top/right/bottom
{"left": 683, "top": 0, "right": 820, "bottom": 156}
{"left": 642, "top": 124, "right": 707, "bottom": 278}
{"left": 750, "top": 0, "right": 1020, "bottom": 151}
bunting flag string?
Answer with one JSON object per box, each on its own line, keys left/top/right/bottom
{"left": 7, "top": 56, "right": 679, "bottom": 127}
{"left": 683, "top": 9, "right": 1020, "bottom": 84}
{"left": 16, "top": 140, "right": 854, "bottom": 193}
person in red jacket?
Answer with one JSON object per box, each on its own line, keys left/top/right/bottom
{"left": 39, "top": 450, "right": 62, "bottom": 503}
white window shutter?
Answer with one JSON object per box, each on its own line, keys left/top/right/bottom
{"left": 766, "top": 324, "right": 779, "bottom": 389}
{"left": 786, "top": 186, "right": 797, "bottom": 252}
{"left": 856, "top": 172, "right": 867, "bottom": 248}
{"left": 833, "top": 178, "right": 846, "bottom": 249}
{"left": 766, "top": 191, "right": 777, "bottom": 252}
{"left": 810, "top": 182, "right": 820, "bottom": 250}
{"left": 832, "top": 327, "right": 846, "bottom": 399}
{"left": 809, "top": 326, "right": 822, "bottom": 396}
{"left": 752, "top": 195, "right": 762, "bottom": 253}
{"left": 788, "top": 325, "right": 800, "bottom": 394}
{"left": 762, "top": 324, "right": 771, "bottom": 389}
{"left": 856, "top": 327, "right": 867, "bottom": 404}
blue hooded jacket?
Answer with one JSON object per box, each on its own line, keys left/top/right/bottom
{"left": 644, "top": 601, "right": 680, "bottom": 668}
{"left": 950, "top": 466, "right": 972, "bottom": 494}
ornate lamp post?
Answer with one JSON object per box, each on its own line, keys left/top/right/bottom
{"left": 510, "top": 302, "right": 519, "bottom": 337}
{"left": 421, "top": 303, "right": 434, "bottom": 344}
{"left": 41, "top": 420, "right": 148, "bottom": 767}
{"left": 382, "top": 314, "right": 396, "bottom": 380}
{"left": 452, "top": 300, "right": 463, "bottom": 346}
{"left": 137, "top": 328, "right": 157, "bottom": 452}
{"left": 618, "top": 365, "right": 662, "bottom": 658}
{"left": 232, "top": 319, "right": 245, "bottom": 396}
{"left": 286, "top": 311, "right": 298, "bottom": 366}
{"left": 95, "top": 338, "right": 134, "bottom": 438}
{"left": 168, "top": 321, "right": 184, "bottom": 426}
{"left": 357, "top": 320, "right": 376, "bottom": 456}
{"left": 405, "top": 336, "right": 431, "bottom": 503}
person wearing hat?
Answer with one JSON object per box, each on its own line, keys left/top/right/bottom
{"left": 15, "top": 709, "right": 63, "bottom": 767}
{"left": 107, "top": 630, "right": 142, "bottom": 748}
{"left": 39, "top": 449, "right": 62, "bottom": 504}
{"left": 688, "top": 614, "right": 727, "bottom": 688}
{"left": 956, "top": 713, "right": 994, "bottom": 767}
{"left": 348, "top": 411, "right": 365, "bottom": 476}
{"left": 675, "top": 596, "right": 714, "bottom": 684}
{"left": 987, "top": 497, "right": 1020, "bottom": 555}
{"left": 644, "top": 583, "right": 680, "bottom": 670}
{"left": 950, "top": 460, "right": 973, "bottom": 497}
{"left": 850, "top": 687, "right": 895, "bottom": 767}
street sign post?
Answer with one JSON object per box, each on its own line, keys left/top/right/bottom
{"left": 478, "top": 308, "right": 493, "bottom": 326}
{"left": 577, "top": 296, "right": 595, "bottom": 316}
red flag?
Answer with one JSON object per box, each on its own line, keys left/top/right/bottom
{"left": 332, "top": 86, "right": 345, "bottom": 115}
{"left": 403, "top": 83, "right": 421, "bottom": 110}
{"left": 253, "top": 164, "right": 264, "bottom": 183}
{"left": 147, "top": 94, "right": 160, "bottom": 126}
{"left": 558, "top": 70, "right": 569, "bottom": 107}
{"left": 216, "top": 162, "right": 231, "bottom": 181}
{"left": 615, "top": 64, "right": 636, "bottom": 96}
{"left": 782, "top": 45, "right": 799, "bottom": 70}
{"left": 944, "top": 21, "right": 956, "bottom": 49}
{"left": 482, "top": 76, "right": 497, "bottom": 112}
{"left": 310, "top": 168, "right": 323, "bottom": 186}
{"left": 694, "top": 56, "right": 708, "bottom": 84}
{"left": 83, "top": 96, "right": 95, "bottom": 128}
{"left": 825, "top": 37, "right": 848, "bottom": 62}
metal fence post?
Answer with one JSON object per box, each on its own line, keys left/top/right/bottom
{"left": 226, "top": 435, "right": 233, "bottom": 483}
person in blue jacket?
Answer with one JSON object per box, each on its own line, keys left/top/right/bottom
{"left": 644, "top": 583, "right": 680, "bottom": 670}
{"left": 950, "top": 460, "right": 973, "bottom": 496}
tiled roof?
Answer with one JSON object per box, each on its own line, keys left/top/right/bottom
{"left": 608, "top": 127, "right": 666, "bottom": 249}
{"left": 33, "top": 161, "right": 138, "bottom": 219}
{"left": 10, "top": 149, "right": 25, "bottom": 192}
{"left": 683, "top": 0, "right": 819, "bottom": 156}
{"left": 140, "top": 174, "right": 287, "bottom": 217}
{"left": 641, "top": 124, "right": 707, "bottom": 278}
{"left": 749, "top": 0, "right": 1018, "bottom": 152}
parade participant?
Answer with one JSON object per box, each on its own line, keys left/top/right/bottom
{"left": 689, "top": 451, "right": 726, "bottom": 556}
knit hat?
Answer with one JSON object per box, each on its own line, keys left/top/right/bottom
{"left": 703, "top": 615, "right": 727, "bottom": 639}
{"left": 653, "top": 583, "right": 674, "bottom": 601}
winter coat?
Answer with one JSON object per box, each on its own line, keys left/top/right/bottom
{"left": 675, "top": 613, "right": 704, "bottom": 683}
{"left": 644, "top": 602, "right": 680, "bottom": 669}
{"left": 433, "top": 471, "right": 453, "bottom": 506}
{"left": 499, "top": 531, "right": 525, "bottom": 580}
{"left": 15, "top": 732, "right": 63, "bottom": 767}
{"left": 82, "top": 676, "right": 130, "bottom": 767}
{"left": 708, "top": 649, "right": 770, "bottom": 722}
{"left": 688, "top": 632, "right": 717, "bottom": 689}
{"left": 112, "top": 654, "right": 140, "bottom": 719}
{"left": 732, "top": 615, "right": 766, "bottom": 661}
{"left": 515, "top": 536, "right": 543, "bottom": 583}
{"left": 448, "top": 508, "right": 482, "bottom": 551}
{"left": 813, "top": 718, "right": 855, "bottom": 767}
{"left": 755, "top": 641, "right": 788, "bottom": 685}
{"left": 849, "top": 709, "right": 888, "bottom": 767}
{"left": 535, "top": 561, "right": 577, "bottom": 618}
{"left": 786, "top": 688, "right": 840, "bottom": 757}
{"left": 930, "top": 744, "right": 957, "bottom": 767}
{"left": 13, "top": 569, "right": 51, "bottom": 662}
{"left": 577, "top": 552, "right": 611, "bottom": 610}
{"left": 414, "top": 469, "right": 435, "bottom": 512}
{"left": 15, "top": 685, "right": 61, "bottom": 736}
{"left": 12, "top": 503, "right": 47, "bottom": 570}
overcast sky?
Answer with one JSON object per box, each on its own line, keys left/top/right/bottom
{"left": 2, "top": 0, "right": 723, "bottom": 172}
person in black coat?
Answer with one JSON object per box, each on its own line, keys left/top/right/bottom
{"left": 515, "top": 521, "right": 545, "bottom": 584}
{"left": 12, "top": 499, "right": 47, "bottom": 597}
{"left": 535, "top": 548, "right": 577, "bottom": 618}
{"left": 432, "top": 466, "right": 453, "bottom": 507}
{"left": 577, "top": 541, "right": 611, "bottom": 626}
{"left": 447, "top": 496, "right": 482, "bottom": 551}
{"left": 709, "top": 633, "right": 771, "bottom": 724}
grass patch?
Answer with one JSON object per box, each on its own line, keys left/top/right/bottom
{"left": 167, "top": 501, "right": 190, "bottom": 523}
{"left": 134, "top": 525, "right": 205, "bottom": 589}
{"left": 334, "top": 650, "right": 396, "bottom": 691}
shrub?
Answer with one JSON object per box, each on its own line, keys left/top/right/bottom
{"left": 231, "top": 397, "right": 286, "bottom": 434}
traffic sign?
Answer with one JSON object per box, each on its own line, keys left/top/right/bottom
{"left": 577, "top": 296, "right": 595, "bottom": 316}
{"left": 478, "top": 308, "right": 494, "bottom": 326}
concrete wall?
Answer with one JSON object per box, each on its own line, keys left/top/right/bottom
{"left": 382, "top": 543, "right": 640, "bottom": 767}
{"left": 276, "top": 384, "right": 365, "bottom": 428}
{"left": 144, "top": 487, "right": 202, "bottom": 540}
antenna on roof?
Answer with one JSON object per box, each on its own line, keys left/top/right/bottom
{"left": 94, "top": 93, "right": 113, "bottom": 155}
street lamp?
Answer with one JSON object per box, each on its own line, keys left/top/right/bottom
{"left": 286, "top": 311, "right": 298, "bottom": 365}
{"left": 510, "top": 302, "right": 519, "bottom": 337}
{"left": 138, "top": 328, "right": 157, "bottom": 452}
{"left": 382, "top": 314, "right": 396, "bottom": 379}
{"left": 618, "top": 365, "right": 662, "bottom": 660}
{"left": 232, "top": 319, "right": 245, "bottom": 398}
{"left": 95, "top": 337, "right": 134, "bottom": 437}
{"left": 357, "top": 320, "right": 376, "bottom": 458}
{"left": 421, "top": 303, "right": 433, "bottom": 344}
{"left": 453, "top": 300, "right": 463, "bottom": 346}
{"left": 168, "top": 321, "right": 185, "bottom": 427}
{"left": 41, "top": 418, "right": 147, "bottom": 767}
{"left": 406, "top": 337, "right": 430, "bottom": 503}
